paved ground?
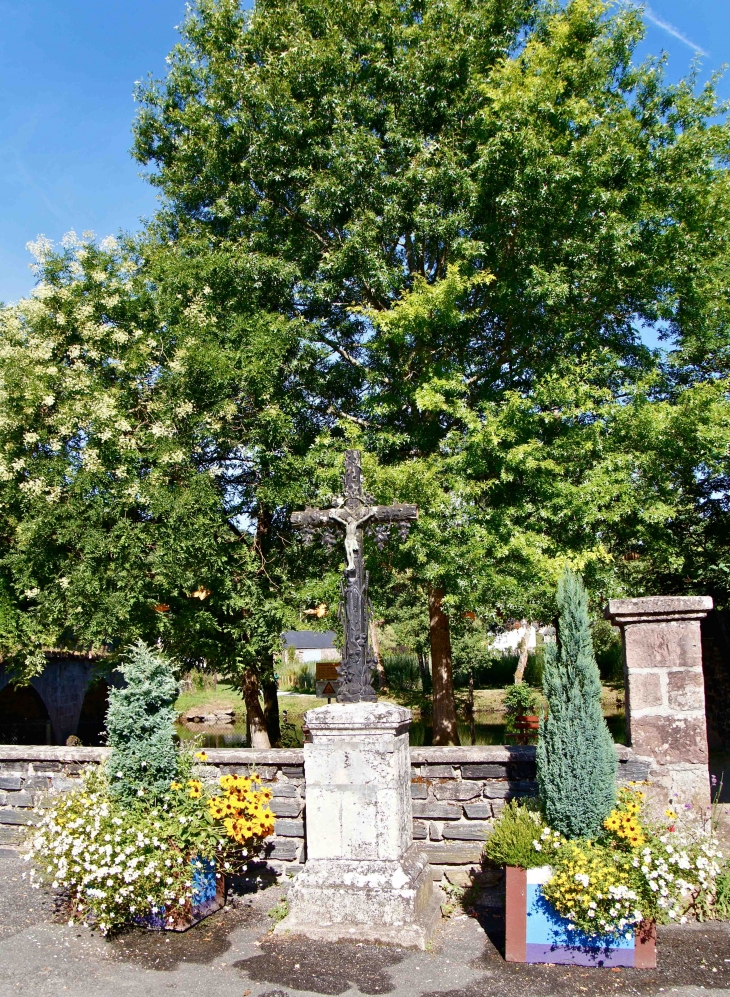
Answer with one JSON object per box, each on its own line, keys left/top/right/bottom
{"left": 2, "top": 854, "right": 730, "bottom": 997}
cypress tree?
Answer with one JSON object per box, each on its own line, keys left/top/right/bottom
{"left": 106, "top": 641, "right": 180, "bottom": 803}
{"left": 537, "top": 570, "right": 616, "bottom": 838}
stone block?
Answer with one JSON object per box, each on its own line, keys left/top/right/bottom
{"left": 0, "top": 792, "right": 5, "bottom": 806}
{"left": 24, "top": 777, "right": 50, "bottom": 791}
{"left": 429, "top": 822, "right": 443, "bottom": 841}
{"left": 0, "top": 777, "right": 22, "bottom": 792}
{"left": 0, "top": 847, "right": 19, "bottom": 859}
{"left": 413, "top": 820, "right": 428, "bottom": 839}
{"left": 274, "top": 819, "right": 304, "bottom": 838}
{"left": 461, "top": 764, "right": 508, "bottom": 780}
{"left": 667, "top": 669, "right": 706, "bottom": 712}
{"left": 632, "top": 715, "right": 709, "bottom": 764}
{"left": 482, "top": 780, "right": 537, "bottom": 799}
{"left": 0, "top": 825, "right": 22, "bottom": 844}
{"left": 7, "top": 792, "right": 33, "bottom": 808}
{"left": 255, "top": 766, "right": 278, "bottom": 780}
{"left": 280, "top": 765, "right": 304, "bottom": 779}
{"left": 270, "top": 783, "right": 300, "bottom": 798}
{"left": 433, "top": 782, "right": 481, "bottom": 802}
{"left": 442, "top": 822, "right": 489, "bottom": 841}
{"left": 422, "top": 843, "right": 484, "bottom": 864}
{"left": 411, "top": 782, "right": 428, "bottom": 799}
{"left": 411, "top": 801, "right": 462, "bottom": 820}
{"left": 49, "top": 776, "right": 81, "bottom": 793}
{"left": 424, "top": 765, "right": 455, "bottom": 778}
{"left": 464, "top": 803, "right": 492, "bottom": 819}
{"left": 617, "top": 758, "right": 650, "bottom": 782}
{"left": 0, "top": 809, "right": 35, "bottom": 825}
{"left": 270, "top": 798, "right": 301, "bottom": 817}
{"left": 263, "top": 838, "right": 301, "bottom": 861}
{"left": 629, "top": 671, "right": 663, "bottom": 710}
{"left": 444, "top": 869, "right": 476, "bottom": 888}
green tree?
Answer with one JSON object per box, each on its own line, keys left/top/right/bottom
{"left": 0, "top": 234, "right": 319, "bottom": 746}
{"left": 131, "top": 0, "right": 730, "bottom": 740}
{"left": 537, "top": 570, "right": 616, "bottom": 838}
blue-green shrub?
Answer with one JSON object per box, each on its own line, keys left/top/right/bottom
{"left": 537, "top": 571, "right": 616, "bottom": 838}
{"left": 106, "top": 641, "right": 179, "bottom": 802}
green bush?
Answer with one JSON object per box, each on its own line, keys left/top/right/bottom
{"left": 484, "top": 800, "right": 550, "bottom": 869}
{"left": 523, "top": 646, "right": 544, "bottom": 687}
{"left": 383, "top": 653, "right": 422, "bottom": 691}
{"left": 503, "top": 683, "right": 541, "bottom": 717}
{"left": 592, "top": 618, "right": 624, "bottom": 684}
{"left": 537, "top": 570, "right": 617, "bottom": 839}
{"left": 107, "top": 641, "right": 180, "bottom": 803}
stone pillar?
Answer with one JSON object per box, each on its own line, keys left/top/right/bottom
{"left": 276, "top": 701, "right": 439, "bottom": 948}
{"left": 605, "top": 597, "right": 713, "bottom": 806}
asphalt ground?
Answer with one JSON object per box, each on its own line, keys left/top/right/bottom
{"left": 2, "top": 854, "right": 730, "bottom": 997}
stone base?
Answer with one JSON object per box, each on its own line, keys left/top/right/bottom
{"left": 275, "top": 843, "right": 440, "bottom": 949}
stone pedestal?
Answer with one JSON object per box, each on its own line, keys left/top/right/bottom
{"left": 275, "top": 702, "right": 439, "bottom": 948}
{"left": 606, "top": 597, "right": 713, "bottom": 806}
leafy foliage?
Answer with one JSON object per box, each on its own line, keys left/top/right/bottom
{"left": 484, "top": 799, "right": 556, "bottom": 869}
{"left": 537, "top": 570, "right": 617, "bottom": 838}
{"left": 1, "top": 0, "right": 730, "bottom": 690}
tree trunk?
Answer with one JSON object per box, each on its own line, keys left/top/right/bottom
{"left": 369, "top": 618, "right": 388, "bottom": 693}
{"left": 241, "top": 669, "right": 271, "bottom": 749}
{"left": 428, "top": 586, "right": 460, "bottom": 746}
{"left": 262, "top": 677, "right": 281, "bottom": 746}
{"left": 417, "top": 652, "right": 432, "bottom": 694}
{"left": 514, "top": 632, "right": 529, "bottom": 684}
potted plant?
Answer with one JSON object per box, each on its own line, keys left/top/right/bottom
{"left": 26, "top": 642, "right": 275, "bottom": 935}
{"left": 486, "top": 572, "right": 723, "bottom": 967}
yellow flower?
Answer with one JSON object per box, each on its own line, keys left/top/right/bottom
{"left": 665, "top": 809, "right": 677, "bottom": 820}
{"left": 194, "top": 750, "right": 208, "bottom": 761}
{"left": 170, "top": 781, "right": 182, "bottom": 791}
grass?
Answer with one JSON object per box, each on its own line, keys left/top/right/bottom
{"left": 175, "top": 683, "right": 242, "bottom": 714}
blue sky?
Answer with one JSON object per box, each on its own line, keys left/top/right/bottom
{"left": 0, "top": 0, "right": 728, "bottom": 305}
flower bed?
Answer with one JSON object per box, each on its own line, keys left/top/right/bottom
{"left": 490, "top": 788, "right": 724, "bottom": 968}
{"left": 26, "top": 759, "right": 275, "bottom": 935}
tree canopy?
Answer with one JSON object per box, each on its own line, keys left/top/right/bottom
{"left": 1, "top": 0, "right": 729, "bottom": 719}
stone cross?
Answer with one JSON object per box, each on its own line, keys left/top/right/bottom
{"left": 291, "top": 450, "right": 417, "bottom": 703}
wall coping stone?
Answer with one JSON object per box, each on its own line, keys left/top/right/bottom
{"left": 0, "top": 743, "right": 639, "bottom": 765}
{"left": 606, "top": 596, "right": 713, "bottom": 626}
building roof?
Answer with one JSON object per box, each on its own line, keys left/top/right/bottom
{"left": 281, "top": 630, "right": 338, "bottom": 650}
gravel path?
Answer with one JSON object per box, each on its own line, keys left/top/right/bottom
{"left": 1, "top": 854, "right": 729, "bottom": 997}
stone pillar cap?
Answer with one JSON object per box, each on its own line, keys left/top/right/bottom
{"left": 605, "top": 595, "right": 713, "bottom": 626}
{"left": 304, "top": 700, "right": 412, "bottom": 734}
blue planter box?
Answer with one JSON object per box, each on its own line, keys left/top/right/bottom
{"left": 505, "top": 865, "right": 656, "bottom": 968}
{"left": 137, "top": 856, "right": 225, "bottom": 932}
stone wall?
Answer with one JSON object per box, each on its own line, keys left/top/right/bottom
{"left": 0, "top": 744, "right": 648, "bottom": 878}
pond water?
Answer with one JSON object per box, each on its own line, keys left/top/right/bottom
{"left": 174, "top": 712, "right": 627, "bottom": 749}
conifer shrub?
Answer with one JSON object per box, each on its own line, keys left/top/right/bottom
{"left": 536, "top": 570, "right": 617, "bottom": 838}
{"left": 107, "top": 640, "right": 180, "bottom": 802}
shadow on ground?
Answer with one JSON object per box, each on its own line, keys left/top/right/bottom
{"left": 234, "top": 938, "right": 407, "bottom": 995}
{"left": 106, "top": 899, "right": 263, "bottom": 971}
{"left": 418, "top": 920, "right": 730, "bottom": 997}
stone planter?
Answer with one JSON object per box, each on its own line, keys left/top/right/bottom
{"left": 137, "top": 857, "right": 225, "bottom": 932}
{"left": 504, "top": 865, "right": 656, "bottom": 968}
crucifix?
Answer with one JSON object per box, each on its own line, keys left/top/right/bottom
{"left": 291, "top": 450, "right": 418, "bottom": 703}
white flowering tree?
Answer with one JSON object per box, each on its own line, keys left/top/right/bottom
{"left": 0, "top": 232, "right": 323, "bottom": 745}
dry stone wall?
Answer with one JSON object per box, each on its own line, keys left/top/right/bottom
{"left": 0, "top": 744, "right": 648, "bottom": 880}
